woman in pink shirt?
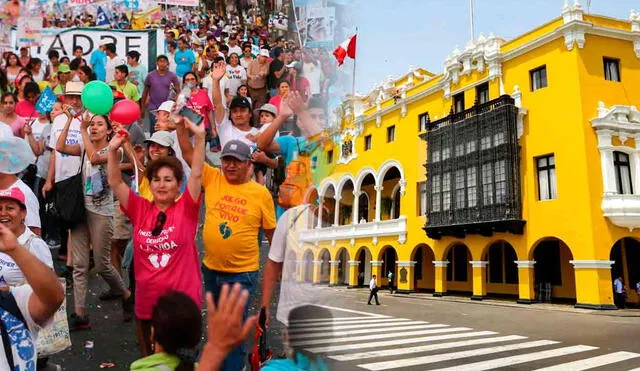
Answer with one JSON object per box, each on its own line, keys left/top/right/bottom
{"left": 107, "top": 116, "right": 206, "bottom": 357}
{"left": 14, "top": 81, "right": 39, "bottom": 121}
{"left": 183, "top": 72, "right": 214, "bottom": 130}
{"left": 0, "top": 92, "right": 25, "bottom": 136}
{"left": 268, "top": 80, "right": 290, "bottom": 111}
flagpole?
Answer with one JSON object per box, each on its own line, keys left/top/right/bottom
{"left": 351, "top": 28, "right": 357, "bottom": 121}
{"left": 469, "top": 0, "right": 475, "bottom": 40}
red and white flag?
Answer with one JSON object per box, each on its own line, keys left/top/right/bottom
{"left": 333, "top": 34, "right": 357, "bottom": 66}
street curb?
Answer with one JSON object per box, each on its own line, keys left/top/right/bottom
{"left": 387, "top": 293, "right": 640, "bottom": 318}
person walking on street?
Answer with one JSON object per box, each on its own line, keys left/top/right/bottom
{"left": 368, "top": 275, "right": 380, "bottom": 305}
{"left": 613, "top": 276, "right": 625, "bottom": 309}
{"left": 388, "top": 270, "right": 394, "bottom": 294}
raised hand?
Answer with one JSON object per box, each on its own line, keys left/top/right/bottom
{"left": 286, "top": 91, "right": 306, "bottom": 114}
{"left": 183, "top": 116, "right": 205, "bottom": 138}
{"left": 210, "top": 62, "right": 226, "bottom": 81}
{"left": 0, "top": 223, "right": 19, "bottom": 254}
{"left": 109, "top": 129, "right": 128, "bottom": 151}
{"left": 80, "top": 114, "right": 91, "bottom": 131}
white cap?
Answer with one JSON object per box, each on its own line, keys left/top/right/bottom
{"left": 156, "top": 101, "right": 175, "bottom": 113}
{"left": 259, "top": 49, "right": 270, "bottom": 58}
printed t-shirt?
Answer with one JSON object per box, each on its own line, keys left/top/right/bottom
{"left": 185, "top": 89, "right": 214, "bottom": 129}
{"left": 201, "top": 165, "right": 276, "bottom": 273}
{"left": 123, "top": 188, "right": 203, "bottom": 320}
{"left": 0, "top": 285, "right": 43, "bottom": 370}
{"left": 174, "top": 49, "right": 195, "bottom": 78}
{"left": 105, "top": 55, "right": 126, "bottom": 83}
{"left": 127, "top": 63, "right": 147, "bottom": 96}
{"left": 0, "top": 228, "right": 53, "bottom": 287}
{"left": 29, "top": 120, "right": 51, "bottom": 178}
{"left": 109, "top": 81, "right": 140, "bottom": 102}
{"left": 225, "top": 64, "right": 247, "bottom": 97}
{"left": 144, "top": 71, "right": 181, "bottom": 111}
{"left": 48, "top": 114, "right": 83, "bottom": 183}
{"left": 82, "top": 146, "right": 117, "bottom": 216}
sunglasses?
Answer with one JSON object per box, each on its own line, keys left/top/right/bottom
{"left": 151, "top": 211, "right": 167, "bottom": 236}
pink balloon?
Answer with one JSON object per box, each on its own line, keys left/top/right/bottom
{"left": 110, "top": 99, "right": 141, "bottom": 125}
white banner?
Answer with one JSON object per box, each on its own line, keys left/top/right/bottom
{"left": 16, "top": 17, "right": 43, "bottom": 47}
{"left": 11, "top": 28, "right": 164, "bottom": 71}
{"left": 156, "top": 0, "right": 199, "bottom": 7}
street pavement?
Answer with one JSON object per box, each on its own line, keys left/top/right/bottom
{"left": 291, "top": 286, "right": 640, "bottom": 371}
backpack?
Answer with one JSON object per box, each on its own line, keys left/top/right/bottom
{"left": 278, "top": 142, "right": 313, "bottom": 209}
{"left": 0, "top": 291, "right": 27, "bottom": 370}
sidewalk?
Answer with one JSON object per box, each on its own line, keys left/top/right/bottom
{"left": 331, "top": 287, "right": 640, "bottom": 317}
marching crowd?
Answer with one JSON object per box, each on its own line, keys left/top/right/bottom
{"left": 0, "top": 5, "right": 333, "bottom": 371}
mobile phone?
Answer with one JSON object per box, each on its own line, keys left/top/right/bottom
{"left": 178, "top": 106, "right": 204, "bottom": 126}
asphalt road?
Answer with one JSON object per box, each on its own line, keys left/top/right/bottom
{"left": 292, "top": 287, "right": 640, "bottom": 371}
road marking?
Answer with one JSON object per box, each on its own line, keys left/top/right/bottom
{"left": 330, "top": 335, "right": 527, "bottom": 361}
{"left": 305, "top": 331, "right": 498, "bottom": 353}
{"left": 292, "top": 324, "right": 448, "bottom": 339}
{"left": 431, "top": 345, "right": 599, "bottom": 371}
{"left": 313, "top": 304, "right": 389, "bottom": 317}
{"left": 289, "top": 316, "right": 382, "bottom": 324}
{"left": 291, "top": 327, "right": 472, "bottom": 347}
{"left": 289, "top": 320, "right": 427, "bottom": 333}
{"left": 532, "top": 351, "right": 640, "bottom": 371}
{"left": 291, "top": 317, "right": 409, "bottom": 328}
{"left": 357, "top": 340, "right": 559, "bottom": 370}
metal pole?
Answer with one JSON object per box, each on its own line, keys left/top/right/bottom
{"left": 469, "top": 0, "right": 475, "bottom": 40}
{"left": 351, "top": 28, "right": 357, "bottom": 120}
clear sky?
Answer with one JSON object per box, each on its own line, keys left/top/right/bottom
{"left": 342, "top": 0, "right": 638, "bottom": 94}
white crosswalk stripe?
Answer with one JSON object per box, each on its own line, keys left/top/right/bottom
{"left": 532, "top": 352, "right": 640, "bottom": 371}
{"left": 292, "top": 324, "right": 449, "bottom": 340}
{"left": 288, "top": 311, "right": 640, "bottom": 370}
{"left": 289, "top": 320, "right": 426, "bottom": 333}
{"left": 288, "top": 316, "right": 387, "bottom": 324}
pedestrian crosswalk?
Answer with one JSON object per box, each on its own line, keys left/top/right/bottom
{"left": 289, "top": 309, "right": 640, "bottom": 370}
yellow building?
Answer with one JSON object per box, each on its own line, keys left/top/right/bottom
{"left": 292, "top": 3, "right": 640, "bottom": 309}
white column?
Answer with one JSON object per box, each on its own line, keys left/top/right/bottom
{"left": 316, "top": 196, "right": 324, "bottom": 228}
{"left": 352, "top": 190, "right": 360, "bottom": 225}
{"left": 601, "top": 148, "right": 616, "bottom": 194}
{"left": 334, "top": 195, "right": 342, "bottom": 226}
{"left": 569, "top": 260, "right": 615, "bottom": 269}
{"left": 374, "top": 185, "right": 383, "bottom": 222}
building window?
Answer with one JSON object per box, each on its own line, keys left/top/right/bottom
{"left": 442, "top": 147, "right": 451, "bottom": 161}
{"left": 455, "top": 169, "right": 466, "bottom": 209}
{"left": 419, "top": 112, "right": 430, "bottom": 131}
{"left": 387, "top": 126, "right": 395, "bottom": 142}
{"left": 431, "top": 175, "right": 441, "bottom": 212}
{"left": 476, "top": 83, "right": 489, "bottom": 104}
{"left": 442, "top": 172, "right": 451, "bottom": 211}
{"left": 530, "top": 65, "right": 548, "bottom": 91}
{"left": 364, "top": 135, "right": 372, "bottom": 151}
{"left": 466, "top": 141, "right": 476, "bottom": 154}
{"left": 453, "top": 92, "right": 465, "bottom": 113}
{"left": 495, "top": 160, "right": 506, "bottom": 204}
{"left": 467, "top": 167, "right": 477, "bottom": 207}
{"left": 537, "top": 155, "right": 557, "bottom": 200}
{"left": 446, "top": 245, "right": 469, "bottom": 282}
{"left": 481, "top": 136, "right": 491, "bottom": 150}
{"left": 604, "top": 58, "right": 620, "bottom": 82}
{"left": 456, "top": 144, "right": 465, "bottom": 157}
{"left": 613, "top": 151, "right": 633, "bottom": 194}
{"left": 432, "top": 150, "right": 440, "bottom": 163}
{"left": 494, "top": 132, "right": 505, "bottom": 146}
{"left": 488, "top": 243, "right": 518, "bottom": 284}
{"left": 482, "top": 163, "right": 494, "bottom": 205}
{"left": 418, "top": 182, "right": 427, "bottom": 216}
{"left": 327, "top": 150, "right": 333, "bottom": 164}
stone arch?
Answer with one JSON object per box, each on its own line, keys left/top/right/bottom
{"left": 318, "top": 180, "right": 337, "bottom": 198}
{"left": 355, "top": 246, "right": 373, "bottom": 286}
{"left": 378, "top": 245, "right": 398, "bottom": 289}
{"left": 411, "top": 244, "right": 435, "bottom": 292}
{"left": 444, "top": 243, "right": 473, "bottom": 294}
{"left": 355, "top": 167, "right": 378, "bottom": 191}
{"left": 282, "top": 249, "right": 298, "bottom": 281}
{"left": 303, "top": 249, "right": 314, "bottom": 282}
{"left": 530, "top": 237, "right": 576, "bottom": 302}
{"left": 318, "top": 248, "right": 331, "bottom": 283}
{"left": 610, "top": 237, "right": 640, "bottom": 306}
{"left": 376, "top": 160, "right": 405, "bottom": 188}
{"left": 304, "top": 186, "right": 319, "bottom": 205}
{"left": 337, "top": 177, "right": 355, "bottom": 226}
{"left": 335, "top": 247, "right": 350, "bottom": 285}
{"left": 336, "top": 174, "right": 356, "bottom": 196}
{"left": 483, "top": 240, "right": 519, "bottom": 297}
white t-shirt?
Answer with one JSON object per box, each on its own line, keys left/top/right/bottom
{"left": 225, "top": 64, "right": 247, "bottom": 97}
{"left": 48, "top": 115, "right": 83, "bottom": 183}
{"left": 29, "top": 120, "right": 51, "bottom": 179}
{"left": 0, "top": 285, "right": 42, "bottom": 370}
{"left": 106, "top": 55, "right": 126, "bottom": 83}
{"left": 5, "top": 180, "right": 40, "bottom": 229}
{"left": 169, "top": 131, "right": 191, "bottom": 180}
{"left": 302, "top": 62, "right": 323, "bottom": 96}
{"left": 167, "top": 52, "right": 177, "bottom": 73}
{"left": 0, "top": 123, "right": 13, "bottom": 139}
{"left": 228, "top": 45, "right": 243, "bottom": 57}
{"left": 203, "top": 75, "right": 230, "bottom": 109}
{"left": 216, "top": 116, "right": 258, "bottom": 149}
{"left": 267, "top": 207, "right": 295, "bottom": 264}
{"left": 0, "top": 229, "right": 53, "bottom": 287}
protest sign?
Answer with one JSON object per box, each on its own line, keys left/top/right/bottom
{"left": 35, "top": 87, "right": 58, "bottom": 114}
{"left": 16, "top": 17, "right": 42, "bottom": 47}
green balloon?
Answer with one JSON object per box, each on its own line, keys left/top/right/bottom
{"left": 81, "top": 81, "right": 114, "bottom": 115}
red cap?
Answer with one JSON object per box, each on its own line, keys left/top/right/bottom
{"left": 0, "top": 187, "right": 26, "bottom": 209}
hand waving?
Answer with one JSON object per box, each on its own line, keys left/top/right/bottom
{"left": 0, "top": 224, "right": 19, "bottom": 254}
{"left": 109, "top": 128, "right": 128, "bottom": 151}
{"left": 211, "top": 63, "right": 226, "bottom": 82}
